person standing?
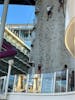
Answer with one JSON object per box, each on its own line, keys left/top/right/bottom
{"left": 62, "top": 64, "right": 68, "bottom": 80}
{"left": 58, "top": 0, "right": 64, "bottom": 11}
{"left": 70, "top": 71, "right": 74, "bottom": 91}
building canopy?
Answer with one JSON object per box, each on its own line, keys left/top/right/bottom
{"left": 0, "top": 0, "right": 35, "bottom": 5}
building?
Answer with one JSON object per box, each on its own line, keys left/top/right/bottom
{"left": 0, "top": 0, "right": 75, "bottom": 100}
{"left": 0, "top": 24, "right": 34, "bottom": 76}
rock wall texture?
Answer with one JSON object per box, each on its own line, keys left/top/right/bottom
{"left": 31, "top": 0, "right": 75, "bottom": 73}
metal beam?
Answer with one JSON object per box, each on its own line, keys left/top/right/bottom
{"left": 0, "top": 0, "right": 9, "bottom": 51}
{"left": 13, "top": 65, "right": 27, "bottom": 74}
{"left": 15, "top": 56, "right": 31, "bottom": 68}
{"left": 1, "top": 59, "right": 27, "bottom": 74}
{"left": 0, "top": 0, "right": 35, "bottom": 5}
{"left": 0, "top": 69, "right": 7, "bottom": 74}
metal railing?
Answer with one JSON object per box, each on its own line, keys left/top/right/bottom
{"left": 0, "top": 69, "right": 75, "bottom": 94}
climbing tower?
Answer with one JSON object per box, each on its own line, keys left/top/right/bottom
{"left": 31, "top": 0, "right": 75, "bottom": 73}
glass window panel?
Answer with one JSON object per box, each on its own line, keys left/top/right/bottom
{"left": 41, "top": 73, "right": 54, "bottom": 93}
{"left": 55, "top": 71, "right": 66, "bottom": 92}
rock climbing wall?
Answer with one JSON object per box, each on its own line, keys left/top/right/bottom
{"left": 31, "top": 0, "right": 75, "bottom": 73}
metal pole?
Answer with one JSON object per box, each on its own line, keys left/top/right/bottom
{"left": 13, "top": 75, "right": 17, "bottom": 92}
{"left": 3, "top": 76, "right": 7, "bottom": 93}
{"left": 66, "top": 69, "right": 69, "bottom": 92}
{"left": 5, "top": 60, "right": 14, "bottom": 96}
{"left": 26, "top": 74, "right": 29, "bottom": 93}
{"left": 0, "top": 0, "right": 10, "bottom": 50}
{"left": 40, "top": 73, "right": 43, "bottom": 93}
{"left": 53, "top": 72, "right": 56, "bottom": 93}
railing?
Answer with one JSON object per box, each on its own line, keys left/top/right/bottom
{"left": 0, "top": 76, "right": 6, "bottom": 94}
{"left": 0, "top": 69, "right": 75, "bottom": 95}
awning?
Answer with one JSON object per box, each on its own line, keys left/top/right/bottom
{"left": 0, "top": 0, "right": 35, "bottom": 5}
{"left": 0, "top": 39, "right": 17, "bottom": 58}
{"left": 0, "top": 39, "right": 30, "bottom": 76}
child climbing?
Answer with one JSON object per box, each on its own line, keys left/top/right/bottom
{"left": 47, "top": 5, "right": 54, "bottom": 21}
{"left": 58, "top": 0, "right": 65, "bottom": 17}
